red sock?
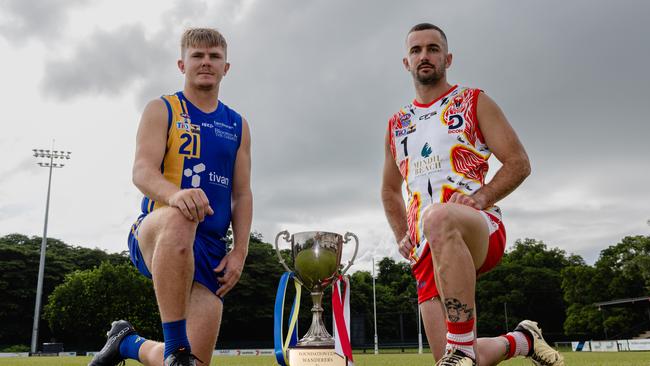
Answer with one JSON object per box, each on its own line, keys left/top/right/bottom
{"left": 446, "top": 319, "right": 475, "bottom": 359}
{"left": 502, "top": 331, "right": 531, "bottom": 359}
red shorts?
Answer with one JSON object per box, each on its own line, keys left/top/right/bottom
{"left": 412, "top": 210, "right": 506, "bottom": 304}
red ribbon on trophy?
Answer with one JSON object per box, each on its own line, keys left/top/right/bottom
{"left": 332, "top": 275, "right": 354, "bottom": 365}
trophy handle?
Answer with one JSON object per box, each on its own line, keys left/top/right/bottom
{"left": 341, "top": 232, "right": 359, "bottom": 275}
{"left": 275, "top": 230, "right": 293, "bottom": 273}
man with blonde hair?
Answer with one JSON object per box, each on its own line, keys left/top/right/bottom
{"left": 89, "top": 27, "right": 252, "bottom": 366}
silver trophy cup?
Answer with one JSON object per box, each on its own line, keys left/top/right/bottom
{"left": 275, "top": 231, "right": 359, "bottom": 347}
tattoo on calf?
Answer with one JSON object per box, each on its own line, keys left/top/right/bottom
{"left": 444, "top": 298, "right": 474, "bottom": 322}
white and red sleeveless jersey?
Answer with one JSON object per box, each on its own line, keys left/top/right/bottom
{"left": 387, "top": 85, "right": 502, "bottom": 266}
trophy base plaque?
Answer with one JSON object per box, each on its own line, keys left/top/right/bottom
{"left": 287, "top": 347, "right": 346, "bottom": 366}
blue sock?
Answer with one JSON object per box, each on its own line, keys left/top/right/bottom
{"left": 119, "top": 333, "right": 146, "bottom": 361}
{"left": 162, "top": 319, "right": 191, "bottom": 359}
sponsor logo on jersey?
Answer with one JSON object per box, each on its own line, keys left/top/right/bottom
{"left": 413, "top": 154, "right": 442, "bottom": 177}
{"left": 394, "top": 124, "right": 416, "bottom": 137}
{"left": 440, "top": 91, "right": 458, "bottom": 107}
{"left": 215, "top": 121, "right": 234, "bottom": 130}
{"left": 399, "top": 112, "right": 412, "bottom": 126}
{"left": 209, "top": 172, "right": 230, "bottom": 188}
{"left": 444, "top": 92, "right": 469, "bottom": 134}
{"left": 421, "top": 143, "right": 432, "bottom": 158}
{"left": 418, "top": 111, "right": 437, "bottom": 120}
{"left": 214, "top": 128, "right": 238, "bottom": 142}
{"left": 183, "top": 163, "right": 206, "bottom": 188}
{"left": 176, "top": 121, "right": 201, "bottom": 134}
{"left": 457, "top": 180, "right": 474, "bottom": 192}
{"left": 201, "top": 122, "right": 214, "bottom": 128}
{"left": 447, "top": 114, "right": 464, "bottom": 133}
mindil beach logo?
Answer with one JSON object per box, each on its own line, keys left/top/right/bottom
{"left": 421, "top": 142, "right": 432, "bottom": 158}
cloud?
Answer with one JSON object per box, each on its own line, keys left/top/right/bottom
{"left": 0, "top": 0, "right": 89, "bottom": 44}
{"left": 38, "top": 0, "right": 264, "bottom": 103}
{"left": 9, "top": 0, "right": 648, "bottom": 268}
{"left": 41, "top": 24, "right": 173, "bottom": 101}
{"left": 501, "top": 163, "right": 650, "bottom": 263}
{"left": 188, "top": 0, "right": 650, "bottom": 266}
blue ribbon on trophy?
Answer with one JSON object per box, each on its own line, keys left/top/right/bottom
{"left": 274, "top": 271, "right": 301, "bottom": 366}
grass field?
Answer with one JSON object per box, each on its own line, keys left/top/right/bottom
{"left": 1, "top": 352, "right": 649, "bottom": 366}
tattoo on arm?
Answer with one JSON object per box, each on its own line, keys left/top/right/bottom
{"left": 444, "top": 298, "right": 474, "bottom": 322}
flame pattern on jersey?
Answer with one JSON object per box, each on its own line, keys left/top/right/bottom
{"left": 441, "top": 185, "right": 462, "bottom": 203}
{"left": 399, "top": 159, "right": 410, "bottom": 187}
{"left": 451, "top": 145, "right": 488, "bottom": 183}
{"left": 407, "top": 191, "right": 422, "bottom": 261}
{"left": 387, "top": 85, "right": 501, "bottom": 267}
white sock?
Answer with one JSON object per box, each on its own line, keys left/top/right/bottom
{"left": 502, "top": 331, "right": 531, "bottom": 358}
{"left": 446, "top": 330, "right": 475, "bottom": 359}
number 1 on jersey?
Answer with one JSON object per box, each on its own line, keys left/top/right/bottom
{"left": 400, "top": 136, "right": 408, "bottom": 156}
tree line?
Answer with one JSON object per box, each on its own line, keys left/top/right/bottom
{"left": 0, "top": 233, "right": 648, "bottom": 351}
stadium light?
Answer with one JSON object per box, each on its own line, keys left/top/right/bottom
{"left": 598, "top": 306, "right": 608, "bottom": 339}
{"left": 417, "top": 301, "right": 423, "bottom": 354}
{"left": 30, "top": 144, "right": 72, "bottom": 354}
{"left": 372, "top": 257, "right": 379, "bottom": 355}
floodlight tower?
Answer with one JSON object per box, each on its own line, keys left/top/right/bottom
{"left": 418, "top": 299, "right": 423, "bottom": 354}
{"left": 30, "top": 146, "right": 71, "bottom": 354}
{"left": 372, "top": 258, "right": 379, "bottom": 355}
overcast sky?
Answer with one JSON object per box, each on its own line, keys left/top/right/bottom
{"left": 0, "top": 0, "right": 648, "bottom": 273}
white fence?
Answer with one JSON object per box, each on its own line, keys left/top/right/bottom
{"left": 0, "top": 353, "right": 29, "bottom": 358}
{"left": 572, "top": 339, "right": 650, "bottom": 352}
{"left": 2, "top": 349, "right": 276, "bottom": 358}
{"left": 213, "top": 349, "right": 274, "bottom": 356}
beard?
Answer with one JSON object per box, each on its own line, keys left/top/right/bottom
{"left": 413, "top": 63, "right": 445, "bottom": 85}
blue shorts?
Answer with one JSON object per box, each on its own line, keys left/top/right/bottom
{"left": 127, "top": 215, "right": 227, "bottom": 300}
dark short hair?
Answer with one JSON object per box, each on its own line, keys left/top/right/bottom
{"left": 408, "top": 23, "right": 447, "bottom": 44}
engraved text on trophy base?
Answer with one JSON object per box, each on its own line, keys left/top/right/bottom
{"left": 288, "top": 348, "right": 346, "bottom": 366}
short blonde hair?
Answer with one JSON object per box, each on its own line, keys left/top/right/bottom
{"left": 181, "top": 28, "right": 228, "bottom": 57}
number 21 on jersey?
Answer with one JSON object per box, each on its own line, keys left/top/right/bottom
{"left": 179, "top": 132, "right": 201, "bottom": 158}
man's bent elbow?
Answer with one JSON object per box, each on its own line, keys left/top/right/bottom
{"left": 381, "top": 188, "right": 401, "bottom": 211}
{"left": 232, "top": 188, "right": 253, "bottom": 204}
{"left": 131, "top": 163, "right": 152, "bottom": 192}
{"left": 511, "top": 156, "right": 531, "bottom": 186}
{"left": 380, "top": 186, "right": 394, "bottom": 206}
{"left": 520, "top": 156, "right": 532, "bottom": 179}
{"left": 132, "top": 169, "right": 143, "bottom": 190}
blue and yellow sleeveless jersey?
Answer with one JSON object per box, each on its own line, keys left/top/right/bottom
{"left": 139, "top": 91, "right": 242, "bottom": 246}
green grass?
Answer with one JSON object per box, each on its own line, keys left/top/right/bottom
{"left": 1, "top": 352, "right": 649, "bottom": 366}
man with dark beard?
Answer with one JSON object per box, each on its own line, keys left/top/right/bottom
{"left": 381, "top": 23, "right": 564, "bottom": 366}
